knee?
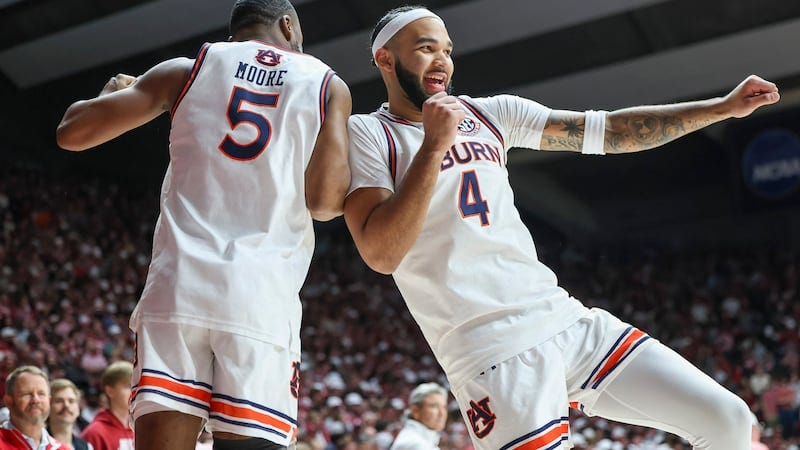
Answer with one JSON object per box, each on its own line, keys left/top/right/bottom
{"left": 707, "top": 392, "right": 752, "bottom": 440}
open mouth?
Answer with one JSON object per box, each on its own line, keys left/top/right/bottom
{"left": 423, "top": 72, "right": 447, "bottom": 93}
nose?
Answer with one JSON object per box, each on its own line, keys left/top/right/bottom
{"left": 434, "top": 51, "right": 448, "bottom": 65}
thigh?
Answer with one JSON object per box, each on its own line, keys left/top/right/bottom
{"left": 586, "top": 340, "right": 751, "bottom": 450}
{"left": 208, "top": 331, "right": 300, "bottom": 447}
{"left": 131, "top": 321, "right": 214, "bottom": 424}
{"left": 451, "top": 341, "right": 570, "bottom": 450}
{"left": 564, "top": 308, "right": 653, "bottom": 412}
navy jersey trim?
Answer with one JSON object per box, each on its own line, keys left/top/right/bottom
{"left": 458, "top": 98, "right": 505, "bottom": 148}
{"left": 377, "top": 109, "right": 415, "bottom": 126}
{"left": 319, "top": 70, "right": 335, "bottom": 123}
{"left": 170, "top": 42, "right": 211, "bottom": 119}
{"left": 379, "top": 121, "right": 397, "bottom": 183}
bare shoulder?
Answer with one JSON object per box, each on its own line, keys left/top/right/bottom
{"left": 327, "top": 74, "right": 352, "bottom": 102}
{"left": 144, "top": 57, "right": 194, "bottom": 85}
{"left": 135, "top": 57, "right": 195, "bottom": 111}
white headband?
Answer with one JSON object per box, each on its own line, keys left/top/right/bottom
{"left": 371, "top": 8, "right": 444, "bottom": 58}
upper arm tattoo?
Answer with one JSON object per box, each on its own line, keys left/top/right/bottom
{"left": 542, "top": 115, "right": 584, "bottom": 151}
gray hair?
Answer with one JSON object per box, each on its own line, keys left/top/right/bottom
{"left": 5, "top": 366, "right": 48, "bottom": 397}
{"left": 409, "top": 382, "right": 447, "bottom": 406}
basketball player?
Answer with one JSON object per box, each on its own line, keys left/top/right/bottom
{"left": 56, "top": 1, "right": 352, "bottom": 449}
{"left": 344, "top": 6, "right": 779, "bottom": 450}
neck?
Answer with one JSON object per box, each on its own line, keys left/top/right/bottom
{"left": 233, "top": 25, "right": 285, "bottom": 47}
{"left": 48, "top": 422, "right": 72, "bottom": 447}
{"left": 11, "top": 417, "right": 43, "bottom": 445}
{"left": 386, "top": 85, "right": 423, "bottom": 122}
{"left": 387, "top": 99, "right": 423, "bottom": 122}
{"left": 109, "top": 404, "right": 130, "bottom": 428}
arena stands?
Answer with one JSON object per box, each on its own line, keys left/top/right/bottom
{"left": 0, "top": 165, "right": 797, "bottom": 449}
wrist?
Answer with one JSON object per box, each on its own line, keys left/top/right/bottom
{"left": 712, "top": 95, "right": 736, "bottom": 120}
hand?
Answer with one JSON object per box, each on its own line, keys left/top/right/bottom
{"left": 421, "top": 92, "right": 466, "bottom": 153}
{"left": 723, "top": 75, "right": 780, "bottom": 118}
{"left": 99, "top": 73, "right": 138, "bottom": 97}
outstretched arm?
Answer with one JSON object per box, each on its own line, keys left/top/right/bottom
{"left": 539, "top": 75, "right": 780, "bottom": 154}
{"left": 56, "top": 57, "right": 193, "bottom": 151}
{"left": 305, "top": 75, "right": 352, "bottom": 221}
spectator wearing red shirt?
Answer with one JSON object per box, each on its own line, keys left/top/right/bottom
{"left": 81, "top": 362, "right": 133, "bottom": 450}
{"left": 1, "top": 365, "right": 68, "bottom": 449}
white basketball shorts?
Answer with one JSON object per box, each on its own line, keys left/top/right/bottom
{"left": 130, "top": 321, "right": 301, "bottom": 446}
{"left": 451, "top": 307, "right": 653, "bottom": 450}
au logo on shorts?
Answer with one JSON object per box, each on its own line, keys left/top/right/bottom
{"left": 289, "top": 361, "right": 301, "bottom": 399}
{"left": 466, "top": 396, "right": 496, "bottom": 438}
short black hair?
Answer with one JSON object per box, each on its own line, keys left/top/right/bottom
{"left": 229, "top": 0, "right": 296, "bottom": 37}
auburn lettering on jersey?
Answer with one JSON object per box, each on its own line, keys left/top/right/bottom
{"left": 440, "top": 140, "right": 503, "bottom": 172}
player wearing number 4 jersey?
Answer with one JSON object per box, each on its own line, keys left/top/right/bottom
{"left": 344, "top": 6, "right": 780, "bottom": 450}
{"left": 57, "top": 1, "right": 351, "bottom": 449}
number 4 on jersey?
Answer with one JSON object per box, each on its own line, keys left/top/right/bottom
{"left": 459, "top": 170, "right": 490, "bottom": 226}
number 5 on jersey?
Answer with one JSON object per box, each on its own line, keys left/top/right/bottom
{"left": 459, "top": 170, "right": 490, "bottom": 226}
{"left": 219, "top": 86, "right": 279, "bottom": 161}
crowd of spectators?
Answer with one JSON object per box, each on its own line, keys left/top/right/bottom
{"left": 0, "top": 164, "right": 798, "bottom": 449}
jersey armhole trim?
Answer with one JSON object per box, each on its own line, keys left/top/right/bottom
{"left": 318, "top": 70, "right": 335, "bottom": 123}
{"left": 379, "top": 120, "right": 397, "bottom": 183}
{"left": 170, "top": 42, "right": 211, "bottom": 119}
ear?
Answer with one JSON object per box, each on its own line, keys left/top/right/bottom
{"left": 374, "top": 48, "right": 395, "bottom": 73}
{"left": 278, "top": 14, "right": 293, "bottom": 43}
{"left": 408, "top": 403, "right": 420, "bottom": 420}
{"left": 3, "top": 394, "right": 10, "bottom": 406}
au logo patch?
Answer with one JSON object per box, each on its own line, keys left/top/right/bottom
{"left": 289, "top": 361, "right": 301, "bottom": 398}
{"left": 457, "top": 117, "right": 480, "bottom": 136}
{"left": 255, "top": 49, "right": 282, "bottom": 67}
{"left": 466, "top": 396, "right": 496, "bottom": 438}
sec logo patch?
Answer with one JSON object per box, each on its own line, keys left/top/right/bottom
{"left": 458, "top": 117, "right": 480, "bottom": 136}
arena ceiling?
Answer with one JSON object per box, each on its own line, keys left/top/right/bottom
{"left": 1, "top": 0, "right": 799, "bottom": 242}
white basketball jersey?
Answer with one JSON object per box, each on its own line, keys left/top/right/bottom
{"left": 131, "top": 41, "right": 336, "bottom": 352}
{"left": 348, "top": 95, "right": 588, "bottom": 385}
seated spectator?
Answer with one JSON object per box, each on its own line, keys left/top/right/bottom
{"left": 49, "top": 378, "right": 93, "bottom": 450}
{"left": 80, "top": 362, "right": 133, "bottom": 450}
{"left": 1, "top": 365, "right": 68, "bottom": 449}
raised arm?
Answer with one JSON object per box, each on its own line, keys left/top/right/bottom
{"left": 305, "top": 75, "right": 352, "bottom": 221}
{"left": 539, "top": 75, "right": 780, "bottom": 154}
{"left": 56, "top": 57, "right": 192, "bottom": 151}
{"left": 344, "top": 93, "right": 465, "bottom": 274}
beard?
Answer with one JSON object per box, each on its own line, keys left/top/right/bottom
{"left": 11, "top": 402, "right": 48, "bottom": 427}
{"left": 395, "top": 60, "right": 453, "bottom": 111}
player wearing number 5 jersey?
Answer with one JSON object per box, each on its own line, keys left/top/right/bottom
{"left": 56, "top": 1, "right": 351, "bottom": 449}
{"left": 345, "top": 6, "right": 779, "bottom": 450}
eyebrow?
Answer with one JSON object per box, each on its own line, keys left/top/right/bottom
{"left": 415, "top": 36, "right": 454, "bottom": 48}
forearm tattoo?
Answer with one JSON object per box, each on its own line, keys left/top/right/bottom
{"left": 606, "top": 114, "right": 688, "bottom": 152}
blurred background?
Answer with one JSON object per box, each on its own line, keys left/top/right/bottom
{"left": 1, "top": 0, "right": 799, "bottom": 448}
